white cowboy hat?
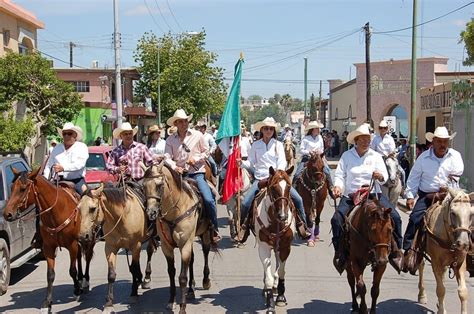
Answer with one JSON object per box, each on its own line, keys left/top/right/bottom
{"left": 112, "top": 122, "right": 138, "bottom": 139}
{"left": 284, "top": 123, "right": 290, "bottom": 129}
{"left": 166, "top": 109, "right": 193, "bottom": 127}
{"left": 57, "top": 122, "right": 83, "bottom": 141}
{"left": 379, "top": 120, "right": 389, "bottom": 128}
{"left": 347, "top": 123, "right": 372, "bottom": 144}
{"left": 306, "top": 120, "right": 324, "bottom": 131}
{"left": 211, "top": 124, "right": 217, "bottom": 129}
{"left": 425, "top": 126, "right": 456, "bottom": 142}
{"left": 147, "top": 124, "right": 162, "bottom": 135}
{"left": 254, "top": 117, "right": 279, "bottom": 132}
{"left": 167, "top": 125, "right": 177, "bottom": 136}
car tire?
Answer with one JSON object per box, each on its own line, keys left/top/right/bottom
{"left": 0, "top": 238, "right": 11, "bottom": 296}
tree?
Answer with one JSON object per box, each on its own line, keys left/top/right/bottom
{"left": 134, "top": 31, "right": 227, "bottom": 122}
{"left": 247, "top": 94, "right": 263, "bottom": 101}
{"left": 460, "top": 19, "right": 474, "bottom": 66}
{"left": 0, "top": 52, "right": 83, "bottom": 162}
{"left": 0, "top": 111, "right": 35, "bottom": 152}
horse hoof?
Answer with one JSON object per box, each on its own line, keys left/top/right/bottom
{"left": 186, "top": 290, "right": 195, "bottom": 300}
{"left": 74, "top": 293, "right": 82, "bottom": 302}
{"left": 141, "top": 280, "right": 151, "bottom": 290}
{"left": 266, "top": 309, "right": 276, "bottom": 314}
{"left": 129, "top": 296, "right": 138, "bottom": 304}
{"left": 418, "top": 295, "right": 427, "bottom": 304}
{"left": 40, "top": 306, "right": 51, "bottom": 314}
{"left": 276, "top": 295, "right": 287, "bottom": 307}
{"left": 102, "top": 305, "right": 114, "bottom": 314}
{"left": 82, "top": 280, "right": 90, "bottom": 294}
{"left": 202, "top": 280, "right": 211, "bottom": 290}
{"left": 307, "top": 240, "right": 315, "bottom": 247}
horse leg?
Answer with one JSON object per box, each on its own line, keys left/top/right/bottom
{"left": 275, "top": 258, "right": 287, "bottom": 307}
{"left": 258, "top": 243, "right": 275, "bottom": 313}
{"left": 432, "top": 262, "right": 447, "bottom": 314}
{"left": 41, "top": 246, "right": 56, "bottom": 311}
{"left": 104, "top": 246, "right": 117, "bottom": 309}
{"left": 370, "top": 264, "right": 387, "bottom": 314}
{"left": 165, "top": 253, "right": 176, "bottom": 310}
{"left": 128, "top": 243, "right": 143, "bottom": 302}
{"left": 82, "top": 244, "right": 93, "bottom": 294}
{"left": 68, "top": 241, "right": 82, "bottom": 298}
{"left": 142, "top": 239, "right": 155, "bottom": 290}
{"left": 76, "top": 247, "right": 84, "bottom": 292}
{"left": 314, "top": 210, "right": 322, "bottom": 239}
{"left": 178, "top": 242, "right": 193, "bottom": 314}
{"left": 346, "top": 265, "right": 359, "bottom": 312}
{"left": 418, "top": 260, "right": 427, "bottom": 304}
{"left": 353, "top": 262, "right": 368, "bottom": 314}
{"left": 186, "top": 248, "right": 195, "bottom": 300}
{"left": 454, "top": 261, "right": 468, "bottom": 314}
{"left": 201, "top": 234, "right": 212, "bottom": 290}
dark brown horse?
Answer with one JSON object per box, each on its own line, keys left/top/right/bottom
{"left": 344, "top": 197, "right": 393, "bottom": 314}
{"left": 3, "top": 168, "right": 93, "bottom": 312}
{"left": 294, "top": 151, "right": 328, "bottom": 246}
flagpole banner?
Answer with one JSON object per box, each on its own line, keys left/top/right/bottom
{"left": 217, "top": 57, "right": 244, "bottom": 203}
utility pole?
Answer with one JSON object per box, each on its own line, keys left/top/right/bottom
{"left": 304, "top": 57, "right": 308, "bottom": 117}
{"left": 318, "top": 80, "right": 322, "bottom": 123}
{"left": 69, "top": 42, "right": 75, "bottom": 68}
{"left": 113, "top": 0, "right": 123, "bottom": 128}
{"left": 364, "top": 22, "right": 373, "bottom": 127}
{"left": 409, "top": 0, "right": 418, "bottom": 166}
{"left": 157, "top": 41, "right": 161, "bottom": 126}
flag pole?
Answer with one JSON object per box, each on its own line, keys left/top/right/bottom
{"left": 236, "top": 51, "right": 244, "bottom": 241}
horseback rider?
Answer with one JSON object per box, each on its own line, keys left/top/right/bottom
{"left": 147, "top": 124, "right": 166, "bottom": 158}
{"left": 239, "top": 117, "right": 311, "bottom": 241}
{"left": 293, "top": 120, "right": 334, "bottom": 195}
{"left": 164, "top": 109, "right": 221, "bottom": 243}
{"left": 402, "top": 126, "right": 464, "bottom": 272}
{"left": 36, "top": 122, "right": 89, "bottom": 248}
{"left": 371, "top": 120, "right": 406, "bottom": 186}
{"left": 331, "top": 123, "right": 403, "bottom": 273}
{"left": 197, "top": 121, "right": 218, "bottom": 177}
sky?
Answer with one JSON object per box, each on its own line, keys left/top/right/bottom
{"left": 15, "top": 0, "right": 474, "bottom": 99}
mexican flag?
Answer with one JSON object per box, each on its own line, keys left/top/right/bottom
{"left": 216, "top": 57, "right": 244, "bottom": 203}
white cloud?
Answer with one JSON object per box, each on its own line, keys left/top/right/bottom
{"left": 452, "top": 19, "right": 467, "bottom": 27}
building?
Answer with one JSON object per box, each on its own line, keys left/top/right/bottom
{"left": 241, "top": 98, "right": 270, "bottom": 110}
{"left": 0, "top": 0, "right": 44, "bottom": 56}
{"left": 55, "top": 68, "right": 155, "bottom": 145}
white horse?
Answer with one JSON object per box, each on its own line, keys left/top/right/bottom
{"left": 381, "top": 153, "right": 403, "bottom": 208}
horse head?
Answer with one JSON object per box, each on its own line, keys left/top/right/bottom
{"left": 444, "top": 188, "right": 474, "bottom": 252}
{"left": 143, "top": 161, "right": 166, "bottom": 218}
{"left": 307, "top": 151, "right": 325, "bottom": 180}
{"left": 268, "top": 166, "right": 293, "bottom": 223}
{"left": 3, "top": 167, "right": 39, "bottom": 222}
{"left": 283, "top": 139, "right": 294, "bottom": 160}
{"left": 365, "top": 201, "right": 393, "bottom": 266}
{"left": 78, "top": 184, "right": 105, "bottom": 244}
{"left": 383, "top": 153, "right": 399, "bottom": 186}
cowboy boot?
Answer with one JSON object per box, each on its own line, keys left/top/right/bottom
{"left": 332, "top": 239, "right": 347, "bottom": 275}
{"left": 295, "top": 212, "right": 311, "bottom": 240}
{"left": 238, "top": 216, "right": 251, "bottom": 243}
{"left": 388, "top": 239, "right": 403, "bottom": 274}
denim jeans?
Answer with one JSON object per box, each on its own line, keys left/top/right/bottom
{"left": 188, "top": 173, "right": 218, "bottom": 231}
{"left": 402, "top": 191, "right": 431, "bottom": 250}
{"left": 208, "top": 155, "right": 218, "bottom": 177}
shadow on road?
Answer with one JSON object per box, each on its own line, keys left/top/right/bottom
{"left": 204, "top": 285, "right": 266, "bottom": 312}
{"left": 9, "top": 260, "right": 40, "bottom": 286}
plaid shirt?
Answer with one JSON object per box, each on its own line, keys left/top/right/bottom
{"left": 106, "top": 141, "right": 154, "bottom": 180}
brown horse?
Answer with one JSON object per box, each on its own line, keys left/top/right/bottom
{"left": 3, "top": 168, "right": 93, "bottom": 312}
{"left": 143, "top": 162, "right": 213, "bottom": 314}
{"left": 283, "top": 138, "right": 295, "bottom": 174}
{"left": 344, "top": 197, "right": 393, "bottom": 314}
{"left": 78, "top": 184, "right": 157, "bottom": 311}
{"left": 417, "top": 188, "right": 473, "bottom": 314}
{"left": 254, "top": 166, "right": 295, "bottom": 313}
{"left": 294, "top": 151, "right": 328, "bottom": 246}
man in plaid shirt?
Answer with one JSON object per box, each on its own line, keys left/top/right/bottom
{"left": 106, "top": 122, "right": 155, "bottom": 181}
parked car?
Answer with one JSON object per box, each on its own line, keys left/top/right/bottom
{"left": 0, "top": 153, "right": 40, "bottom": 295}
{"left": 85, "top": 146, "right": 117, "bottom": 189}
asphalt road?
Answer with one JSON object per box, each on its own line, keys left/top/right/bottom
{"left": 1, "top": 171, "right": 473, "bottom": 313}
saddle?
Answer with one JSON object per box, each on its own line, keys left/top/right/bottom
{"left": 58, "top": 181, "right": 81, "bottom": 202}
{"left": 349, "top": 185, "right": 370, "bottom": 206}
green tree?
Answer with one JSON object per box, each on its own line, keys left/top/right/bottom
{"left": 247, "top": 94, "right": 263, "bottom": 101}
{"left": 0, "top": 112, "right": 35, "bottom": 152}
{"left": 460, "top": 18, "right": 474, "bottom": 66}
{"left": 134, "top": 31, "right": 227, "bottom": 122}
{"left": 0, "top": 52, "right": 83, "bottom": 162}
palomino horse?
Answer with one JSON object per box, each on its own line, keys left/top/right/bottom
{"left": 3, "top": 168, "right": 93, "bottom": 312}
{"left": 417, "top": 188, "right": 473, "bottom": 314}
{"left": 254, "top": 166, "right": 295, "bottom": 314}
{"left": 143, "top": 162, "right": 213, "bottom": 314}
{"left": 294, "top": 151, "right": 328, "bottom": 246}
{"left": 381, "top": 153, "right": 403, "bottom": 208}
{"left": 283, "top": 138, "right": 295, "bottom": 174}
{"left": 78, "top": 184, "right": 156, "bottom": 311}
{"left": 344, "top": 196, "right": 394, "bottom": 314}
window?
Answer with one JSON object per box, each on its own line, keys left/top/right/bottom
{"left": 18, "top": 43, "right": 28, "bottom": 55}
{"left": 3, "top": 29, "right": 10, "bottom": 47}
{"left": 68, "top": 81, "right": 90, "bottom": 93}
{"left": 5, "top": 162, "right": 28, "bottom": 198}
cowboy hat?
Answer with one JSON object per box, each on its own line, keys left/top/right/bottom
{"left": 211, "top": 124, "right": 217, "bottom": 129}
{"left": 57, "top": 122, "right": 83, "bottom": 141}
{"left": 166, "top": 109, "right": 193, "bottom": 127}
{"left": 196, "top": 121, "right": 207, "bottom": 127}
{"left": 425, "top": 126, "right": 456, "bottom": 142}
{"left": 112, "top": 122, "right": 138, "bottom": 139}
{"left": 167, "top": 125, "right": 177, "bottom": 136}
{"left": 347, "top": 123, "right": 372, "bottom": 144}
{"left": 306, "top": 120, "right": 324, "bottom": 131}
{"left": 147, "top": 124, "right": 162, "bottom": 135}
{"left": 284, "top": 123, "right": 290, "bottom": 129}
{"left": 379, "top": 120, "right": 389, "bottom": 128}
{"left": 254, "top": 117, "right": 279, "bottom": 132}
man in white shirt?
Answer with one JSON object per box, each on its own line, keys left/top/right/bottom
{"left": 402, "top": 127, "right": 464, "bottom": 261}
{"left": 280, "top": 124, "right": 294, "bottom": 142}
{"left": 198, "top": 122, "right": 218, "bottom": 176}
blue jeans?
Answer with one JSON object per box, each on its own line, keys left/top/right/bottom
{"left": 241, "top": 179, "right": 306, "bottom": 224}
{"left": 331, "top": 194, "right": 402, "bottom": 251}
{"left": 188, "top": 173, "right": 218, "bottom": 231}
{"left": 208, "top": 155, "right": 217, "bottom": 177}
{"left": 61, "top": 177, "right": 85, "bottom": 195}
{"left": 402, "top": 191, "right": 430, "bottom": 250}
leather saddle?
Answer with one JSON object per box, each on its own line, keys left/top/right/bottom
{"left": 58, "top": 181, "right": 81, "bottom": 201}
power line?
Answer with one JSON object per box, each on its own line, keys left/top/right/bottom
{"left": 38, "top": 50, "right": 87, "bottom": 69}
{"left": 143, "top": 0, "right": 165, "bottom": 33}
{"left": 154, "top": 0, "right": 174, "bottom": 32}
{"left": 373, "top": 2, "right": 473, "bottom": 34}
{"left": 166, "top": 0, "right": 184, "bottom": 32}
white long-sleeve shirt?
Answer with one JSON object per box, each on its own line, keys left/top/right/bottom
{"left": 203, "top": 132, "right": 217, "bottom": 154}
{"left": 44, "top": 142, "right": 89, "bottom": 179}
{"left": 242, "top": 138, "right": 286, "bottom": 180}
{"left": 300, "top": 134, "right": 324, "bottom": 156}
{"left": 370, "top": 134, "right": 396, "bottom": 156}
{"left": 164, "top": 128, "right": 209, "bottom": 174}
{"left": 334, "top": 147, "right": 388, "bottom": 196}
{"left": 149, "top": 138, "right": 166, "bottom": 156}
{"left": 240, "top": 136, "right": 252, "bottom": 158}
{"left": 405, "top": 148, "right": 464, "bottom": 199}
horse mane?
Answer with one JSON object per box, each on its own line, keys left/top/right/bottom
{"left": 440, "top": 188, "right": 467, "bottom": 209}
{"left": 365, "top": 198, "right": 388, "bottom": 220}
{"left": 162, "top": 163, "right": 195, "bottom": 198}
{"left": 101, "top": 188, "right": 128, "bottom": 205}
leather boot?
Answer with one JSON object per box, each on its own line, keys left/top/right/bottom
{"left": 238, "top": 217, "right": 251, "bottom": 243}
{"left": 296, "top": 221, "right": 311, "bottom": 240}
{"left": 31, "top": 231, "right": 42, "bottom": 249}
{"left": 333, "top": 250, "right": 346, "bottom": 275}
{"left": 389, "top": 248, "right": 403, "bottom": 274}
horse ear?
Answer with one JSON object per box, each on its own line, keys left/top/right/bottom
{"left": 92, "top": 183, "right": 104, "bottom": 197}
{"left": 286, "top": 165, "right": 294, "bottom": 176}
{"left": 28, "top": 167, "right": 41, "bottom": 179}
{"left": 11, "top": 166, "right": 20, "bottom": 176}
{"left": 269, "top": 166, "right": 275, "bottom": 176}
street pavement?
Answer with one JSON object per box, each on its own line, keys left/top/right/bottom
{"left": 1, "top": 170, "right": 473, "bottom": 313}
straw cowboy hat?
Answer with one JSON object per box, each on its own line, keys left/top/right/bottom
{"left": 147, "top": 124, "right": 162, "bottom": 135}
{"left": 379, "top": 120, "right": 389, "bottom": 128}
{"left": 57, "top": 122, "right": 83, "bottom": 141}
{"left": 254, "top": 117, "right": 279, "bottom": 132}
{"left": 425, "top": 126, "right": 456, "bottom": 142}
{"left": 347, "top": 123, "right": 372, "bottom": 144}
{"left": 166, "top": 109, "right": 193, "bottom": 127}
{"left": 284, "top": 123, "right": 290, "bottom": 129}
{"left": 211, "top": 124, "right": 217, "bottom": 129}
{"left": 112, "top": 122, "right": 138, "bottom": 139}
{"left": 167, "top": 125, "right": 177, "bottom": 136}
{"left": 306, "top": 120, "right": 324, "bottom": 131}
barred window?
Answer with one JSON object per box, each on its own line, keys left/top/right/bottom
{"left": 67, "top": 81, "right": 90, "bottom": 93}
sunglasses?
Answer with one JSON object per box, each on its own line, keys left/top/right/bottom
{"left": 261, "top": 126, "right": 274, "bottom": 131}
{"left": 62, "top": 132, "right": 75, "bottom": 136}
{"left": 379, "top": 127, "right": 388, "bottom": 130}
{"left": 182, "top": 143, "right": 191, "bottom": 153}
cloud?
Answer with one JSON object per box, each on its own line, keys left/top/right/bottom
{"left": 125, "top": 4, "right": 157, "bottom": 16}
{"left": 452, "top": 19, "right": 467, "bottom": 27}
